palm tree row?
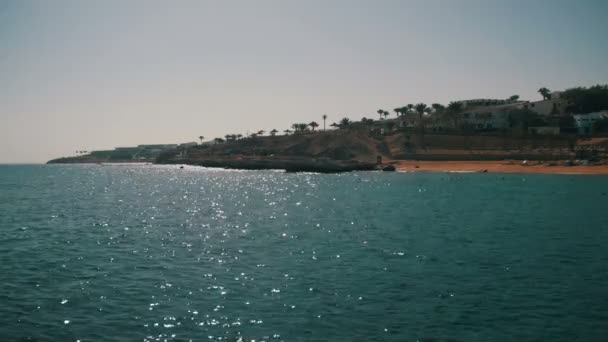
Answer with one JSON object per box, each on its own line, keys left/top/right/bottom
{"left": 203, "top": 114, "right": 344, "bottom": 144}
{"left": 223, "top": 134, "right": 244, "bottom": 142}
{"left": 201, "top": 86, "right": 552, "bottom": 144}
{"left": 377, "top": 109, "right": 390, "bottom": 120}
{"left": 202, "top": 99, "right": 472, "bottom": 143}
{"left": 203, "top": 104, "right": 444, "bottom": 144}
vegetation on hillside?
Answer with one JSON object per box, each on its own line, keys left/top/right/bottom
{"left": 562, "top": 85, "right": 608, "bottom": 114}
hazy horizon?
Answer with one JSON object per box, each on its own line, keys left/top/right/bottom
{"left": 2, "top": 0, "right": 607, "bottom": 163}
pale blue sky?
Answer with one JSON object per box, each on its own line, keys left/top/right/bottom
{"left": 1, "top": 0, "right": 607, "bottom": 162}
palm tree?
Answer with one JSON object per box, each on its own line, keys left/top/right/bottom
{"left": 292, "top": 123, "right": 308, "bottom": 133}
{"left": 538, "top": 87, "right": 551, "bottom": 100}
{"left": 270, "top": 129, "right": 278, "bottom": 136}
{"left": 257, "top": 130, "right": 265, "bottom": 136}
{"left": 339, "top": 117, "right": 351, "bottom": 128}
{"left": 383, "top": 110, "right": 390, "bottom": 120}
{"left": 283, "top": 129, "right": 292, "bottom": 135}
{"left": 198, "top": 135, "right": 204, "bottom": 144}
{"left": 213, "top": 137, "right": 224, "bottom": 144}
{"left": 377, "top": 109, "right": 385, "bottom": 120}
{"left": 431, "top": 103, "right": 445, "bottom": 114}
{"left": 446, "top": 101, "right": 463, "bottom": 129}
{"left": 430, "top": 105, "right": 444, "bottom": 130}
{"left": 414, "top": 103, "right": 428, "bottom": 133}
{"left": 415, "top": 103, "right": 428, "bottom": 119}
{"left": 509, "top": 95, "right": 520, "bottom": 102}
{"left": 406, "top": 104, "right": 414, "bottom": 113}
{"left": 309, "top": 121, "right": 319, "bottom": 132}
{"left": 395, "top": 106, "right": 409, "bottom": 128}
{"left": 322, "top": 114, "right": 327, "bottom": 131}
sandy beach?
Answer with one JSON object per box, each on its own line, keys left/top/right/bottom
{"left": 393, "top": 160, "right": 608, "bottom": 175}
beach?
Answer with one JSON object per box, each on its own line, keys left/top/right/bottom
{"left": 394, "top": 160, "right": 608, "bottom": 174}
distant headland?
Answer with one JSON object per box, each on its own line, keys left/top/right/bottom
{"left": 48, "top": 85, "right": 608, "bottom": 174}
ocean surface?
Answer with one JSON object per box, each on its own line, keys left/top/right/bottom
{"left": 1, "top": 164, "right": 608, "bottom": 342}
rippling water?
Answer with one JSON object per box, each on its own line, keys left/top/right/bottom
{"left": 1, "top": 164, "right": 608, "bottom": 341}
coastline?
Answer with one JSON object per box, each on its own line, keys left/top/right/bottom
{"left": 46, "top": 158, "right": 153, "bottom": 164}
{"left": 45, "top": 130, "right": 608, "bottom": 175}
{"left": 393, "top": 160, "right": 608, "bottom": 175}
{"left": 163, "top": 157, "right": 377, "bottom": 173}
{"left": 45, "top": 156, "right": 608, "bottom": 175}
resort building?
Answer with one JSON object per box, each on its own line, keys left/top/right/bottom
{"left": 523, "top": 91, "right": 569, "bottom": 116}
{"left": 459, "top": 102, "right": 527, "bottom": 130}
{"left": 398, "top": 116, "right": 417, "bottom": 129}
{"left": 573, "top": 111, "right": 608, "bottom": 135}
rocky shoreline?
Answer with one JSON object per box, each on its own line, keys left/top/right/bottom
{"left": 47, "top": 157, "right": 153, "bottom": 164}
{"left": 162, "top": 157, "right": 378, "bottom": 173}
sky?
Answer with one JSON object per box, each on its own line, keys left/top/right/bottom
{"left": 1, "top": 0, "right": 607, "bottom": 163}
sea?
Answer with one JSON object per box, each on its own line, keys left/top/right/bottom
{"left": 1, "top": 164, "right": 608, "bottom": 341}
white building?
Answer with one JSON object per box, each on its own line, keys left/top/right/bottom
{"left": 522, "top": 92, "right": 569, "bottom": 116}
{"left": 460, "top": 102, "right": 527, "bottom": 130}
{"left": 573, "top": 111, "right": 608, "bottom": 135}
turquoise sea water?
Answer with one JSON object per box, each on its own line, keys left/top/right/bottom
{"left": 1, "top": 164, "right": 608, "bottom": 341}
